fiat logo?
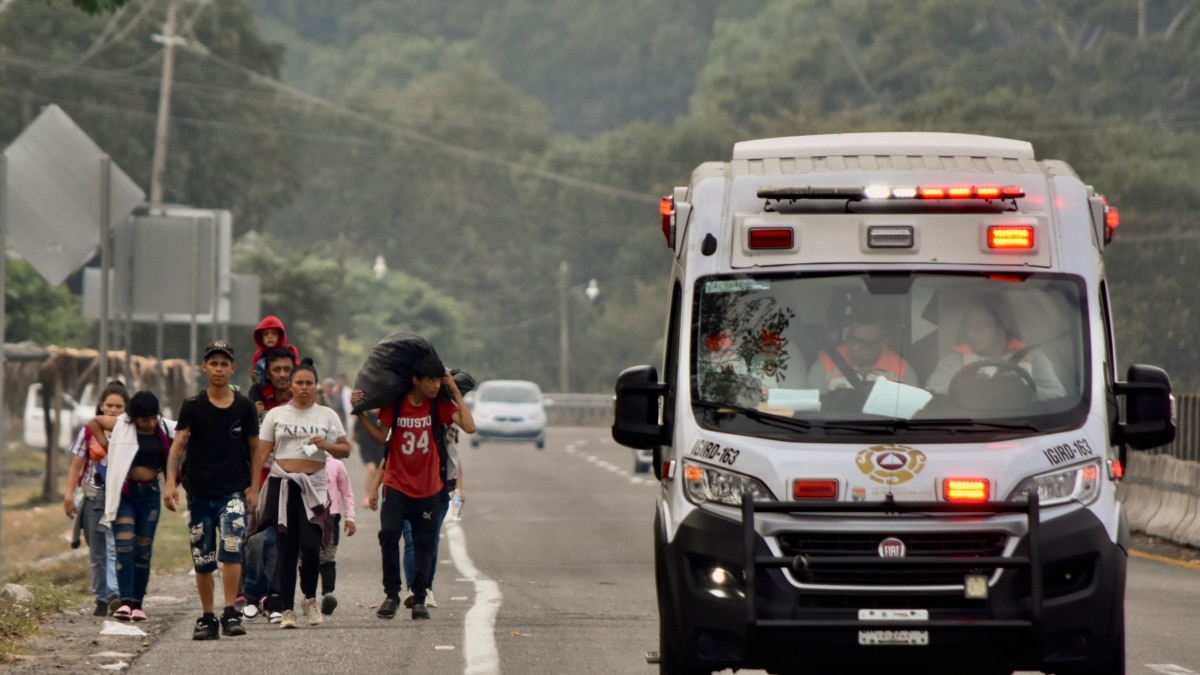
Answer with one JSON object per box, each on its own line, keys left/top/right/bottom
{"left": 878, "top": 537, "right": 906, "bottom": 558}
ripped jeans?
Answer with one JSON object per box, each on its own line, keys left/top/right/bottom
{"left": 114, "top": 481, "right": 161, "bottom": 604}
{"left": 187, "top": 491, "right": 247, "bottom": 574}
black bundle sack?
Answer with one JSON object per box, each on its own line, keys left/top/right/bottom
{"left": 352, "top": 331, "right": 441, "bottom": 414}
{"left": 445, "top": 368, "right": 476, "bottom": 400}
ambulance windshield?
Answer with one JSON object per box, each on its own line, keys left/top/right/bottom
{"left": 691, "top": 272, "right": 1089, "bottom": 441}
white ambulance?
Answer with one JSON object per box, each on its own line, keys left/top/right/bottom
{"left": 612, "top": 133, "right": 1175, "bottom": 675}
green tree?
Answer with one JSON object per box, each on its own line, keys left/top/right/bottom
{"left": 0, "top": 0, "right": 301, "bottom": 235}
{"left": 4, "top": 260, "right": 93, "bottom": 346}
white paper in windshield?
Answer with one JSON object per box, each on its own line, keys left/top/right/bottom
{"left": 765, "top": 388, "right": 821, "bottom": 412}
{"left": 862, "top": 377, "right": 932, "bottom": 419}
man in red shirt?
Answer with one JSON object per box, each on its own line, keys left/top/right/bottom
{"left": 353, "top": 355, "right": 475, "bottom": 620}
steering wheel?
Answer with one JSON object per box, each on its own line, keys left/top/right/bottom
{"left": 947, "top": 360, "right": 1038, "bottom": 409}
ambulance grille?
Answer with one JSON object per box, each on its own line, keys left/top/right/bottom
{"left": 776, "top": 531, "right": 1008, "bottom": 586}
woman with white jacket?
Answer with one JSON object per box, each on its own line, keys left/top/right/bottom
{"left": 88, "top": 391, "right": 175, "bottom": 622}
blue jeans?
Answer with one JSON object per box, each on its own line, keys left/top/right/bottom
{"left": 403, "top": 497, "right": 449, "bottom": 590}
{"left": 114, "top": 482, "right": 161, "bottom": 604}
{"left": 243, "top": 527, "right": 278, "bottom": 605}
{"left": 81, "top": 488, "right": 118, "bottom": 603}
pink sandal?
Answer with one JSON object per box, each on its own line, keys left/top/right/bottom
{"left": 113, "top": 605, "right": 132, "bottom": 621}
{"left": 130, "top": 609, "right": 147, "bottom": 622}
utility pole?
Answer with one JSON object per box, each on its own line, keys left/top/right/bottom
{"left": 559, "top": 260, "right": 569, "bottom": 393}
{"left": 149, "top": 0, "right": 179, "bottom": 210}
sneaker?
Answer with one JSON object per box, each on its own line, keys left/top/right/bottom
{"left": 113, "top": 605, "right": 132, "bottom": 622}
{"left": 192, "top": 615, "right": 220, "bottom": 641}
{"left": 301, "top": 597, "right": 322, "bottom": 626}
{"left": 268, "top": 611, "right": 283, "bottom": 624}
{"left": 402, "top": 589, "right": 415, "bottom": 608}
{"left": 242, "top": 603, "right": 260, "bottom": 620}
{"left": 376, "top": 597, "right": 398, "bottom": 619}
{"left": 130, "top": 609, "right": 147, "bottom": 622}
{"left": 321, "top": 592, "right": 337, "bottom": 616}
{"left": 279, "top": 609, "right": 297, "bottom": 629}
{"left": 425, "top": 590, "right": 437, "bottom": 608}
{"left": 411, "top": 603, "right": 430, "bottom": 620}
{"left": 92, "top": 600, "right": 108, "bottom": 617}
{"left": 220, "top": 612, "right": 246, "bottom": 636}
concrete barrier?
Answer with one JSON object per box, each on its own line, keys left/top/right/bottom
{"left": 1123, "top": 452, "right": 1200, "bottom": 549}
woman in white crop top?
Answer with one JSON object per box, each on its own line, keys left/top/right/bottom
{"left": 248, "top": 360, "right": 349, "bottom": 629}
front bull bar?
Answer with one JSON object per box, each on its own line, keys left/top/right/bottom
{"left": 740, "top": 492, "right": 1042, "bottom": 644}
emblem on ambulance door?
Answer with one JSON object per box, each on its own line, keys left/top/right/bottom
{"left": 855, "top": 445, "right": 927, "bottom": 486}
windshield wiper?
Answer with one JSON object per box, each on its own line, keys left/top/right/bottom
{"left": 692, "top": 400, "right": 813, "bottom": 432}
{"left": 800, "top": 418, "right": 1043, "bottom": 434}
{"left": 897, "top": 418, "right": 1043, "bottom": 433}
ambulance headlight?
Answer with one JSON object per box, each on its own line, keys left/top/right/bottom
{"left": 1008, "top": 461, "right": 1102, "bottom": 507}
{"left": 683, "top": 460, "right": 775, "bottom": 506}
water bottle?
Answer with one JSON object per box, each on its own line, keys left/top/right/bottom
{"left": 451, "top": 491, "right": 464, "bottom": 521}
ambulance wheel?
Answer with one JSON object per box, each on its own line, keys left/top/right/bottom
{"left": 1055, "top": 596, "right": 1124, "bottom": 675}
{"left": 657, "top": 553, "right": 708, "bottom": 675}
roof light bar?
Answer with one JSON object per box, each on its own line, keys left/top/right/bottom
{"left": 757, "top": 185, "right": 1025, "bottom": 201}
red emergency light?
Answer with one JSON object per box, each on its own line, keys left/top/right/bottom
{"left": 897, "top": 185, "right": 1024, "bottom": 201}
{"left": 748, "top": 227, "right": 794, "bottom": 250}
{"left": 944, "top": 478, "right": 989, "bottom": 503}
{"left": 660, "top": 196, "right": 675, "bottom": 248}
{"left": 987, "top": 225, "right": 1034, "bottom": 249}
{"left": 793, "top": 479, "right": 838, "bottom": 500}
{"left": 1105, "top": 206, "right": 1120, "bottom": 244}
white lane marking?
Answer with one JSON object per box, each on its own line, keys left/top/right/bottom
{"left": 1149, "top": 666, "right": 1198, "bottom": 674}
{"left": 446, "top": 521, "right": 501, "bottom": 674}
{"left": 435, "top": 645, "right": 456, "bottom": 651}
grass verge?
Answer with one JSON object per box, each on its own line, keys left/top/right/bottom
{"left": 0, "top": 441, "right": 194, "bottom": 662}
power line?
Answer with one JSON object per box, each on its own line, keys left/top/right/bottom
{"left": 181, "top": 45, "right": 660, "bottom": 204}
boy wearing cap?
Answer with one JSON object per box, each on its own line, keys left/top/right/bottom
{"left": 164, "top": 340, "right": 260, "bottom": 640}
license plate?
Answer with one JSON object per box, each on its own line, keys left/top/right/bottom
{"left": 858, "top": 630, "right": 929, "bottom": 646}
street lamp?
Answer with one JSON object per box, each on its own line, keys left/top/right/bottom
{"left": 559, "top": 262, "right": 600, "bottom": 393}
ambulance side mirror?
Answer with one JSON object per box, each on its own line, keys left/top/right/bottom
{"left": 612, "top": 365, "right": 667, "bottom": 450}
{"left": 1114, "top": 364, "right": 1175, "bottom": 450}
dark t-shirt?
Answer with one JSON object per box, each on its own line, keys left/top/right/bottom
{"left": 176, "top": 391, "right": 260, "bottom": 499}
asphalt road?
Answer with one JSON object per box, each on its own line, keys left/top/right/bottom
{"left": 121, "top": 426, "right": 1200, "bottom": 675}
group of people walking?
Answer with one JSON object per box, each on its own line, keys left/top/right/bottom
{"left": 61, "top": 313, "right": 475, "bottom": 639}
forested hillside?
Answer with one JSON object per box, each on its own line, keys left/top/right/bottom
{"left": 4, "top": 0, "right": 1200, "bottom": 392}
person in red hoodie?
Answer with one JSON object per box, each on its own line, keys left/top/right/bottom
{"left": 250, "top": 316, "right": 300, "bottom": 416}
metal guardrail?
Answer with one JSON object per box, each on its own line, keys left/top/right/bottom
{"left": 545, "top": 393, "right": 612, "bottom": 427}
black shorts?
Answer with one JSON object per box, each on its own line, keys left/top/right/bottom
{"left": 360, "top": 441, "right": 385, "bottom": 467}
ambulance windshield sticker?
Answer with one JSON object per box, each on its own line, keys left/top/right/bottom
{"left": 705, "top": 279, "right": 771, "bottom": 294}
{"left": 856, "top": 445, "right": 927, "bottom": 485}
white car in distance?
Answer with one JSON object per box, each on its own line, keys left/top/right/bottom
{"left": 468, "top": 379, "right": 547, "bottom": 449}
